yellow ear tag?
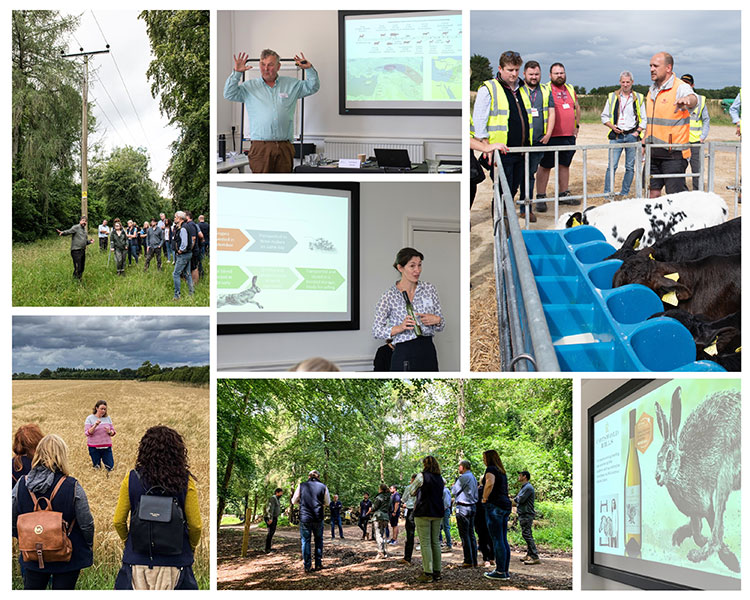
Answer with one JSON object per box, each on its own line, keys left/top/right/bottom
{"left": 704, "top": 337, "right": 719, "bottom": 356}
{"left": 664, "top": 272, "right": 680, "bottom": 281}
{"left": 572, "top": 217, "right": 582, "bottom": 227}
{"left": 649, "top": 253, "right": 655, "bottom": 260}
{"left": 661, "top": 291, "right": 678, "bottom": 305}
{"left": 633, "top": 238, "right": 640, "bottom": 249}
{"left": 735, "top": 346, "right": 741, "bottom": 353}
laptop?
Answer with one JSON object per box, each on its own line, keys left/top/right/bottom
{"left": 374, "top": 148, "right": 413, "bottom": 171}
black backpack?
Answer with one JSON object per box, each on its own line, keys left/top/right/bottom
{"left": 129, "top": 471, "right": 185, "bottom": 559}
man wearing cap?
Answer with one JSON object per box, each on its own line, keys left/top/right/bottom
{"left": 680, "top": 74, "right": 710, "bottom": 191}
{"left": 601, "top": 71, "right": 646, "bottom": 197}
{"left": 292, "top": 469, "right": 331, "bottom": 573}
{"left": 57, "top": 216, "right": 94, "bottom": 280}
{"left": 512, "top": 470, "right": 539, "bottom": 565}
{"left": 644, "top": 52, "right": 697, "bottom": 197}
{"left": 224, "top": 49, "right": 319, "bottom": 173}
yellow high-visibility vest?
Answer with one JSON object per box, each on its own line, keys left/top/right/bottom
{"left": 689, "top": 94, "right": 706, "bottom": 143}
{"left": 480, "top": 78, "right": 532, "bottom": 145}
{"left": 603, "top": 90, "right": 645, "bottom": 139}
{"left": 519, "top": 83, "right": 551, "bottom": 139}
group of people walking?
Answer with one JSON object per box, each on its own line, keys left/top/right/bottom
{"left": 11, "top": 415, "right": 202, "bottom": 590}
{"left": 265, "top": 451, "right": 538, "bottom": 584}
{"left": 59, "top": 211, "right": 208, "bottom": 301}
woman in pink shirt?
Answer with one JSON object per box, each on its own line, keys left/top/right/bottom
{"left": 84, "top": 400, "right": 116, "bottom": 472}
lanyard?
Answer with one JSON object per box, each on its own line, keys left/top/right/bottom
{"left": 618, "top": 93, "right": 633, "bottom": 123}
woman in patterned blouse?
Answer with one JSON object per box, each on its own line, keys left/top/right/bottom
{"left": 372, "top": 247, "right": 445, "bottom": 371}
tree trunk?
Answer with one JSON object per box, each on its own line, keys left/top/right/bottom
{"left": 252, "top": 492, "right": 259, "bottom": 522}
{"left": 380, "top": 442, "right": 385, "bottom": 483}
{"left": 457, "top": 379, "right": 466, "bottom": 461}
{"left": 217, "top": 388, "right": 251, "bottom": 531}
{"left": 243, "top": 492, "right": 249, "bottom": 521}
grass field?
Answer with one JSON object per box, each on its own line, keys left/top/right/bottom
{"left": 12, "top": 380, "right": 210, "bottom": 590}
{"left": 12, "top": 236, "right": 210, "bottom": 306}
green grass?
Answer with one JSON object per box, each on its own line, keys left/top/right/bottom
{"left": 508, "top": 500, "right": 572, "bottom": 551}
{"left": 13, "top": 236, "right": 209, "bottom": 306}
{"left": 221, "top": 515, "right": 242, "bottom": 526}
{"left": 11, "top": 555, "right": 210, "bottom": 590}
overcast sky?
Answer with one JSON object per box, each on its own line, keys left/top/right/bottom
{"left": 63, "top": 10, "right": 180, "bottom": 194}
{"left": 471, "top": 11, "right": 741, "bottom": 90}
{"left": 12, "top": 316, "right": 209, "bottom": 373}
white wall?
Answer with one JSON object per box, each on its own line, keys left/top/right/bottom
{"left": 580, "top": 379, "right": 639, "bottom": 591}
{"left": 216, "top": 11, "right": 461, "bottom": 153}
{"left": 217, "top": 182, "right": 460, "bottom": 371}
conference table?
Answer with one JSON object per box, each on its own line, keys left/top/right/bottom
{"left": 293, "top": 160, "right": 461, "bottom": 174}
{"left": 217, "top": 154, "right": 249, "bottom": 173}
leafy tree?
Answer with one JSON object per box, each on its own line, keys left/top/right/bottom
{"left": 470, "top": 53, "right": 493, "bottom": 91}
{"left": 139, "top": 10, "right": 209, "bottom": 217}
{"left": 89, "top": 146, "right": 164, "bottom": 223}
{"left": 12, "top": 10, "right": 86, "bottom": 240}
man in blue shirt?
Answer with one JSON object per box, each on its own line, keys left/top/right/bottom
{"left": 513, "top": 470, "right": 539, "bottom": 564}
{"left": 452, "top": 459, "right": 479, "bottom": 567}
{"left": 224, "top": 49, "right": 320, "bottom": 173}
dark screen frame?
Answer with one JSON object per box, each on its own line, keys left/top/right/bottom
{"left": 338, "top": 10, "right": 462, "bottom": 117}
{"left": 217, "top": 182, "right": 360, "bottom": 336}
{"left": 586, "top": 378, "right": 698, "bottom": 590}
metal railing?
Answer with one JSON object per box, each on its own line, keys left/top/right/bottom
{"left": 490, "top": 139, "right": 740, "bottom": 372}
{"left": 492, "top": 149, "right": 559, "bottom": 372}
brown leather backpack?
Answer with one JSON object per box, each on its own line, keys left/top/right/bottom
{"left": 17, "top": 476, "right": 76, "bottom": 569}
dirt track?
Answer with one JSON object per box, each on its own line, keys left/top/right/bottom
{"left": 217, "top": 524, "right": 572, "bottom": 590}
{"left": 470, "top": 123, "right": 741, "bottom": 371}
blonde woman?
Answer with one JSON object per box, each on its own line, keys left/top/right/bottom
{"left": 12, "top": 434, "right": 94, "bottom": 589}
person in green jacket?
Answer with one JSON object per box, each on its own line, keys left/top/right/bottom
{"left": 57, "top": 216, "right": 93, "bottom": 280}
{"left": 368, "top": 484, "right": 391, "bottom": 559}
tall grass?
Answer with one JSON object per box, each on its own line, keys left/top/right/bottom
{"left": 12, "top": 380, "right": 210, "bottom": 590}
{"left": 13, "top": 236, "right": 209, "bottom": 306}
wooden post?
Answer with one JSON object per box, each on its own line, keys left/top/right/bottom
{"left": 241, "top": 507, "right": 252, "bottom": 558}
{"left": 81, "top": 55, "right": 88, "bottom": 223}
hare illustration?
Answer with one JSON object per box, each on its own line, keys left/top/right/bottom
{"left": 598, "top": 515, "right": 614, "bottom": 547}
{"left": 217, "top": 275, "right": 263, "bottom": 309}
{"left": 654, "top": 386, "right": 740, "bottom": 572}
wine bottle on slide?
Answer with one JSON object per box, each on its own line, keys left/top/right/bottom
{"left": 402, "top": 291, "right": 422, "bottom": 336}
{"left": 624, "top": 408, "right": 642, "bottom": 558}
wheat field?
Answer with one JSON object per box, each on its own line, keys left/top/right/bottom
{"left": 11, "top": 380, "right": 210, "bottom": 589}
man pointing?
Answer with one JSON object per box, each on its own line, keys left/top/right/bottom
{"left": 224, "top": 49, "right": 320, "bottom": 173}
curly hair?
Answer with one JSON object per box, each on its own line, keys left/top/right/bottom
{"left": 422, "top": 455, "right": 441, "bottom": 475}
{"left": 134, "top": 425, "right": 194, "bottom": 494}
{"left": 13, "top": 424, "right": 44, "bottom": 471}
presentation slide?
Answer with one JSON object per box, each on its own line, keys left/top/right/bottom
{"left": 341, "top": 11, "right": 461, "bottom": 112}
{"left": 216, "top": 183, "right": 355, "bottom": 331}
{"left": 592, "top": 379, "right": 740, "bottom": 589}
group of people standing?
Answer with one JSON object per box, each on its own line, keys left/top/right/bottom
{"left": 12, "top": 415, "right": 202, "bottom": 590}
{"left": 59, "top": 211, "right": 209, "bottom": 301}
{"left": 265, "top": 451, "right": 538, "bottom": 584}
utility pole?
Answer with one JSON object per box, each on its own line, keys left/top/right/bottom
{"left": 62, "top": 46, "right": 109, "bottom": 226}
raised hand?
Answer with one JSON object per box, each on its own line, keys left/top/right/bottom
{"left": 294, "top": 52, "right": 312, "bottom": 69}
{"left": 233, "top": 52, "right": 253, "bottom": 73}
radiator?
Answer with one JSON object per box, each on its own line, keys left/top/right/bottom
{"left": 323, "top": 138, "right": 424, "bottom": 163}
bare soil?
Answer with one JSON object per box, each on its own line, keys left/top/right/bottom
{"left": 217, "top": 524, "right": 572, "bottom": 590}
{"left": 470, "top": 123, "right": 741, "bottom": 371}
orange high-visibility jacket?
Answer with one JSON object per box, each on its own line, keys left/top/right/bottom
{"left": 645, "top": 78, "right": 691, "bottom": 159}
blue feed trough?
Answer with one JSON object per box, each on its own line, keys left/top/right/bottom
{"left": 521, "top": 225, "right": 725, "bottom": 372}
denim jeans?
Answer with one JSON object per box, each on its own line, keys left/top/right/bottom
{"left": 330, "top": 514, "right": 343, "bottom": 538}
{"left": 88, "top": 446, "right": 114, "bottom": 470}
{"left": 456, "top": 506, "right": 478, "bottom": 566}
{"left": 484, "top": 503, "right": 511, "bottom": 576}
{"left": 173, "top": 252, "right": 194, "bottom": 299}
{"left": 526, "top": 143, "right": 546, "bottom": 200}
{"left": 438, "top": 508, "right": 452, "bottom": 547}
{"left": 165, "top": 240, "right": 174, "bottom": 262}
{"left": 603, "top": 133, "right": 638, "bottom": 195}
{"left": 299, "top": 520, "right": 323, "bottom": 570}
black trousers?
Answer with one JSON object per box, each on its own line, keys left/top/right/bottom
{"left": 475, "top": 501, "right": 494, "bottom": 562}
{"left": 390, "top": 336, "right": 439, "bottom": 371}
{"left": 24, "top": 569, "right": 80, "bottom": 590}
{"left": 519, "top": 516, "right": 539, "bottom": 558}
{"left": 265, "top": 518, "right": 278, "bottom": 552}
{"left": 403, "top": 508, "right": 416, "bottom": 562}
{"left": 358, "top": 515, "right": 370, "bottom": 536}
{"left": 71, "top": 248, "right": 85, "bottom": 279}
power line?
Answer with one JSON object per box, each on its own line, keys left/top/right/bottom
{"left": 88, "top": 89, "right": 127, "bottom": 147}
{"left": 91, "top": 71, "right": 138, "bottom": 144}
{"left": 91, "top": 10, "right": 154, "bottom": 152}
